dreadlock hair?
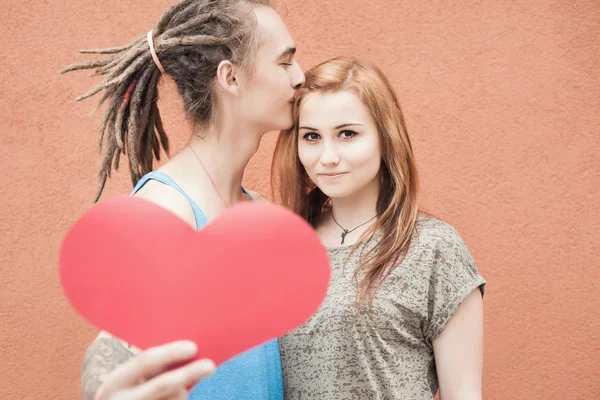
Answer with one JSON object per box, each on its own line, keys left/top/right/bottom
{"left": 62, "top": 0, "right": 272, "bottom": 202}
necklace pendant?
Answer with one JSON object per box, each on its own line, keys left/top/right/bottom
{"left": 341, "top": 230, "right": 348, "bottom": 245}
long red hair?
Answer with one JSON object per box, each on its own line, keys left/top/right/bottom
{"left": 272, "top": 57, "right": 420, "bottom": 307}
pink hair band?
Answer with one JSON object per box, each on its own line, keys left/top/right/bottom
{"left": 147, "top": 30, "right": 165, "bottom": 74}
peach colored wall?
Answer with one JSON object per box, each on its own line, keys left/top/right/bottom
{"left": 1, "top": 0, "right": 598, "bottom": 399}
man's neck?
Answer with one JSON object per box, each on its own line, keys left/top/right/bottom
{"left": 163, "top": 118, "right": 264, "bottom": 203}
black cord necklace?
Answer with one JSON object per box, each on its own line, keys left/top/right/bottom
{"left": 331, "top": 209, "right": 377, "bottom": 245}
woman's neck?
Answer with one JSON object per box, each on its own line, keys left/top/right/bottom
{"left": 329, "top": 178, "right": 379, "bottom": 228}
{"left": 320, "top": 177, "right": 380, "bottom": 247}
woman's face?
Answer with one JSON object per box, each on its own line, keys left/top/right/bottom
{"left": 297, "top": 90, "right": 382, "bottom": 200}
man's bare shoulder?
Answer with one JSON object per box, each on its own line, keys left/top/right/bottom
{"left": 133, "top": 180, "right": 196, "bottom": 228}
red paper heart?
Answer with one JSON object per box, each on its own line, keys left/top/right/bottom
{"left": 59, "top": 195, "right": 330, "bottom": 365}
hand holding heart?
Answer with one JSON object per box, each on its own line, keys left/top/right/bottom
{"left": 59, "top": 195, "right": 330, "bottom": 398}
{"left": 93, "top": 340, "right": 216, "bottom": 400}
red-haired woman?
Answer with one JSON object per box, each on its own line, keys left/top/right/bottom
{"left": 275, "top": 57, "right": 486, "bottom": 400}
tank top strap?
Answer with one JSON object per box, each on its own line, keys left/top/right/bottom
{"left": 131, "top": 171, "right": 209, "bottom": 229}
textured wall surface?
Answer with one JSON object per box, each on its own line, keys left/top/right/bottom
{"left": 1, "top": 0, "right": 599, "bottom": 399}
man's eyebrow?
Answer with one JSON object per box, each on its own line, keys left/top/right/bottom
{"left": 277, "top": 47, "right": 296, "bottom": 60}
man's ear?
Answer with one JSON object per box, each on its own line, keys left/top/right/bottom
{"left": 216, "top": 60, "right": 239, "bottom": 95}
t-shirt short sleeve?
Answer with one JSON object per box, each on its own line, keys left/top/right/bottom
{"left": 423, "top": 223, "right": 486, "bottom": 345}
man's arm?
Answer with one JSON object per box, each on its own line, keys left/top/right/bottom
{"left": 81, "top": 332, "right": 138, "bottom": 400}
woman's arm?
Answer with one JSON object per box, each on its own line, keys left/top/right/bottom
{"left": 433, "top": 289, "right": 484, "bottom": 400}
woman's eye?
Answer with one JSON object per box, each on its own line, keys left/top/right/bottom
{"left": 339, "top": 130, "right": 358, "bottom": 139}
{"left": 303, "top": 132, "right": 320, "bottom": 141}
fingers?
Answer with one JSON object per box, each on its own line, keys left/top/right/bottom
{"left": 112, "top": 359, "right": 215, "bottom": 400}
{"left": 98, "top": 340, "right": 202, "bottom": 399}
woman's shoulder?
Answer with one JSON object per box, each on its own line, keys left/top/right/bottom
{"left": 411, "top": 213, "right": 484, "bottom": 289}
{"left": 415, "top": 213, "right": 461, "bottom": 237}
{"left": 413, "top": 213, "right": 471, "bottom": 254}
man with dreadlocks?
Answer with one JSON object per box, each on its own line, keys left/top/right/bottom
{"left": 62, "top": 0, "right": 305, "bottom": 399}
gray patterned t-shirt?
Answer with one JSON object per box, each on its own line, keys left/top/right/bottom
{"left": 279, "top": 216, "right": 486, "bottom": 400}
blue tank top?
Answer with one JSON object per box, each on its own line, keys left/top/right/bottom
{"left": 131, "top": 171, "right": 284, "bottom": 400}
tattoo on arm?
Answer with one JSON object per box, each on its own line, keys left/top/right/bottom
{"left": 81, "top": 337, "right": 135, "bottom": 400}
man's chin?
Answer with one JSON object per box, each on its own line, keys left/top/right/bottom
{"left": 273, "top": 116, "right": 294, "bottom": 132}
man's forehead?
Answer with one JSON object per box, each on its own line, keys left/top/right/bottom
{"left": 254, "top": 6, "right": 295, "bottom": 53}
